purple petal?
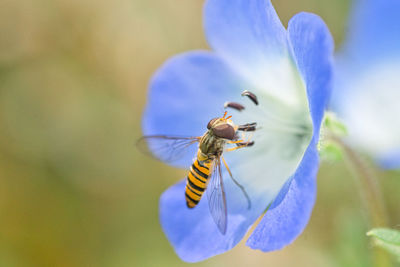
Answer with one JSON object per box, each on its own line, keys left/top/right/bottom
{"left": 204, "top": 0, "right": 287, "bottom": 82}
{"left": 247, "top": 12, "right": 333, "bottom": 251}
{"left": 341, "top": 0, "right": 400, "bottom": 65}
{"left": 246, "top": 145, "right": 319, "bottom": 251}
{"left": 332, "top": 0, "right": 400, "bottom": 169}
{"left": 288, "top": 12, "right": 334, "bottom": 131}
{"left": 378, "top": 150, "right": 400, "bottom": 170}
{"left": 160, "top": 180, "right": 258, "bottom": 262}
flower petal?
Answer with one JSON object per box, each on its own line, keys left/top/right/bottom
{"left": 246, "top": 12, "right": 333, "bottom": 251}
{"left": 333, "top": 62, "right": 400, "bottom": 168}
{"left": 204, "top": 0, "right": 304, "bottom": 106}
{"left": 332, "top": 0, "right": 400, "bottom": 168}
{"left": 341, "top": 0, "right": 400, "bottom": 64}
{"left": 204, "top": 0, "right": 287, "bottom": 67}
{"left": 160, "top": 180, "right": 257, "bottom": 262}
{"left": 379, "top": 150, "right": 400, "bottom": 170}
{"left": 246, "top": 145, "right": 319, "bottom": 251}
{"left": 288, "top": 12, "right": 334, "bottom": 130}
{"left": 142, "top": 51, "right": 248, "bottom": 168}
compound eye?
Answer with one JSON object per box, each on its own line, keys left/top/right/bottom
{"left": 212, "top": 124, "right": 236, "bottom": 140}
{"left": 207, "top": 118, "right": 219, "bottom": 129}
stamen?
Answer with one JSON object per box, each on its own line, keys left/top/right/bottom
{"left": 222, "top": 111, "right": 227, "bottom": 118}
{"left": 224, "top": 101, "right": 245, "bottom": 111}
{"left": 241, "top": 90, "right": 258, "bottom": 105}
{"left": 238, "top": 122, "right": 257, "bottom": 132}
{"left": 226, "top": 115, "right": 232, "bottom": 120}
{"left": 235, "top": 141, "right": 255, "bottom": 147}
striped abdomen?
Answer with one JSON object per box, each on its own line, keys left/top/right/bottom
{"left": 185, "top": 154, "right": 213, "bottom": 208}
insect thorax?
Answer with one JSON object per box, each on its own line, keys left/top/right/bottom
{"left": 199, "top": 130, "right": 227, "bottom": 158}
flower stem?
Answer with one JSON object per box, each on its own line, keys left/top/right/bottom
{"left": 330, "top": 136, "right": 391, "bottom": 266}
{"left": 335, "top": 137, "right": 387, "bottom": 227}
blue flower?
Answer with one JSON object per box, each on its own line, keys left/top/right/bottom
{"left": 332, "top": 0, "right": 400, "bottom": 169}
{"left": 142, "top": 0, "right": 333, "bottom": 262}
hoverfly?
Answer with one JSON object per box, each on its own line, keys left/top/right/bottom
{"left": 139, "top": 97, "right": 258, "bottom": 234}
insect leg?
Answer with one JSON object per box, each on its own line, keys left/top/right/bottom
{"left": 225, "top": 141, "right": 254, "bottom": 152}
{"left": 227, "top": 139, "right": 244, "bottom": 144}
{"left": 221, "top": 156, "right": 251, "bottom": 209}
{"left": 232, "top": 129, "right": 255, "bottom": 148}
{"left": 236, "top": 130, "right": 255, "bottom": 147}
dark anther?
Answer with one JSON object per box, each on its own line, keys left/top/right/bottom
{"left": 238, "top": 122, "right": 257, "bottom": 132}
{"left": 236, "top": 141, "right": 255, "bottom": 147}
{"left": 207, "top": 118, "right": 219, "bottom": 129}
{"left": 224, "top": 101, "right": 245, "bottom": 111}
{"left": 241, "top": 90, "right": 258, "bottom": 105}
{"left": 212, "top": 124, "right": 236, "bottom": 140}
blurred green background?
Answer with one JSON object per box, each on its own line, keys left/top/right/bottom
{"left": 0, "top": 0, "right": 399, "bottom": 266}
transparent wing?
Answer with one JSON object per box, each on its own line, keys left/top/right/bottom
{"left": 137, "top": 135, "right": 200, "bottom": 164}
{"left": 206, "top": 158, "right": 228, "bottom": 235}
{"left": 221, "top": 156, "right": 251, "bottom": 210}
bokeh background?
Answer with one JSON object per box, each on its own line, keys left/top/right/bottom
{"left": 0, "top": 0, "right": 399, "bottom": 266}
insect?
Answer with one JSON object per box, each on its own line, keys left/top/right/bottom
{"left": 139, "top": 93, "right": 258, "bottom": 234}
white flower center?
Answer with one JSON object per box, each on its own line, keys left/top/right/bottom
{"left": 224, "top": 55, "right": 313, "bottom": 211}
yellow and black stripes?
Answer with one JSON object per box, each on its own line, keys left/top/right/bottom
{"left": 185, "top": 157, "right": 212, "bottom": 208}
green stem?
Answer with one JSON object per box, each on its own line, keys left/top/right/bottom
{"left": 336, "top": 137, "right": 387, "bottom": 227}
{"left": 330, "top": 136, "right": 391, "bottom": 266}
